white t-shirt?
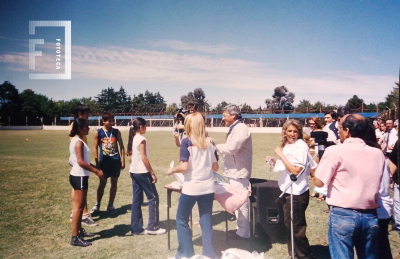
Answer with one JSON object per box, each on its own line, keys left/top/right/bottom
{"left": 377, "top": 158, "right": 393, "bottom": 219}
{"left": 179, "top": 138, "right": 217, "bottom": 195}
{"left": 274, "top": 139, "right": 316, "bottom": 195}
{"left": 129, "top": 134, "right": 149, "bottom": 174}
{"left": 323, "top": 123, "right": 338, "bottom": 143}
{"left": 69, "top": 136, "right": 91, "bottom": 176}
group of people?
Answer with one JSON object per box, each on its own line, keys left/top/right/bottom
{"left": 68, "top": 105, "right": 167, "bottom": 247}
{"left": 68, "top": 102, "right": 400, "bottom": 259}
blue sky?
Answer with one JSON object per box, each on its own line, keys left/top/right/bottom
{"left": 0, "top": 0, "right": 399, "bottom": 108}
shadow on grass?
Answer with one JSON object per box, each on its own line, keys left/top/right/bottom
{"left": 93, "top": 204, "right": 131, "bottom": 220}
{"left": 87, "top": 224, "right": 132, "bottom": 241}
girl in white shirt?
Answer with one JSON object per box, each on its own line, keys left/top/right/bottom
{"left": 167, "top": 112, "right": 219, "bottom": 259}
{"left": 128, "top": 118, "right": 165, "bottom": 235}
{"left": 69, "top": 118, "right": 103, "bottom": 247}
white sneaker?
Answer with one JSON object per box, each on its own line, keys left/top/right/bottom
{"left": 147, "top": 228, "right": 166, "bottom": 235}
{"left": 90, "top": 205, "right": 99, "bottom": 215}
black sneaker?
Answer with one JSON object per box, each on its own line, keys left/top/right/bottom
{"left": 82, "top": 216, "right": 98, "bottom": 227}
{"left": 78, "top": 228, "right": 95, "bottom": 237}
{"left": 70, "top": 236, "right": 92, "bottom": 247}
{"left": 107, "top": 205, "right": 116, "bottom": 214}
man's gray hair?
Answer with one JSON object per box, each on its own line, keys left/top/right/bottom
{"left": 223, "top": 104, "right": 242, "bottom": 119}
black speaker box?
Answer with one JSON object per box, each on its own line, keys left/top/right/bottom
{"left": 249, "top": 178, "right": 284, "bottom": 236}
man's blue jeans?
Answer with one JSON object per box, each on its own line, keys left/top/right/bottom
{"left": 175, "top": 193, "right": 216, "bottom": 259}
{"left": 328, "top": 206, "right": 379, "bottom": 259}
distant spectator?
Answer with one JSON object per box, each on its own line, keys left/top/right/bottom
{"left": 323, "top": 111, "right": 339, "bottom": 142}
{"left": 377, "top": 121, "right": 386, "bottom": 143}
{"left": 382, "top": 119, "right": 398, "bottom": 156}
{"left": 173, "top": 102, "right": 198, "bottom": 147}
{"left": 308, "top": 116, "right": 323, "bottom": 131}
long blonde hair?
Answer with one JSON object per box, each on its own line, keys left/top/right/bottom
{"left": 184, "top": 112, "right": 210, "bottom": 149}
{"left": 280, "top": 119, "right": 304, "bottom": 147}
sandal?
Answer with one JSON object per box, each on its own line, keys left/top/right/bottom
{"left": 317, "top": 197, "right": 325, "bottom": 201}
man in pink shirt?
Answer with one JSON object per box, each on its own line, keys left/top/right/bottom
{"left": 314, "top": 114, "right": 385, "bottom": 259}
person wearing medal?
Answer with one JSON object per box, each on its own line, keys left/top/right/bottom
{"left": 91, "top": 112, "right": 125, "bottom": 215}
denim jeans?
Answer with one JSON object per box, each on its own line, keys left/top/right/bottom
{"left": 130, "top": 173, "right": 160, "bottom": 234}
{"left": 393, "top": 184, "right": 400, "bottom": 236}
{"left": 328, "top": 206, "right": 379, "bottom": 259}
{"left": 175, "top": 193, "right": 216, "bottom": 259}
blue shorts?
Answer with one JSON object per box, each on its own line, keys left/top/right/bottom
{"left": 69, "top": 175, "right": 89, "bottom": 190}
{"left": 100, "top": 156, "right": 121, "bottom": 179}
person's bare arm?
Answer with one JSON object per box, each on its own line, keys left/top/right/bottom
{"left": 139, "top": 140, "right": 156, "bottom": 183}
{"left": 167, "top": 161, "right": 189, "bottom": 175}
{"left": 313, "top": 175, "right": 324, "bottom": 188}
{"left": 274, "top": 147, "right": 303, "bottom": 175}
{"left": 76, "top": 141, "right": 104, "bottom": 179}
{"left": 212, "top": 161, "right": 219, "bottom": 172}
{"left": 173, "top": 132, "right": 181, "bottom": 147}
{"left": 389, "top": 160, "right": 398, "bottom": 176}
{"left": 117, "top": 130, "right": 125, "bottom": 169}
{"left": 93, "top": 130, "right": 99, "bottom": 167}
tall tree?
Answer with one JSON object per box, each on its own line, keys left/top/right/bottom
{"left": 213, "top": 101, "right": 230, "bottom": 113}
{"left": 95, "top": 87, "right": 118, "bottom": 111}
{"left": 240, "top": 103, "right": 253, "bottom": 113}
{"left": 180, "top": 88, "right": 209, "bottom": 111}
{"left": 95, "top": 86, "right": 131, "bottom": 112}
{"left": 296, "top": 99, "right": 311, "bottom": 111}
{"left": 265, "top": 86, "right": 295, "bottom": 110}
{"left": 347, "top": 95, "right": 365, "bottom": 110}
{"left": 0, "top": 81, "right": 21, "bottom": 125}
{"left": 377, "top": 82, "right": 399, "bottom": 112}
{"left": 165, "top": 103, "right": 178, "bottom": 114}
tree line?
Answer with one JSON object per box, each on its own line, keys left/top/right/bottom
{"left": 0, "top": 81, "right": 398, "bottom": 126}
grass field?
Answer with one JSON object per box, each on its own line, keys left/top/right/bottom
{"left": 0, "top": 130, "right": 399, "bottom": 259}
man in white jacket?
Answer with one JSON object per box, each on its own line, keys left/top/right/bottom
{"left": 216, "top": 104, "right": 253, "bottom": 238}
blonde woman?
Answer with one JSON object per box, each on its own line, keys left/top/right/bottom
{"left": 167, "top": 112, "right": 219, "bottom": 259}
{"left": 266, "top": 119, "right": 316, "bottom": 259}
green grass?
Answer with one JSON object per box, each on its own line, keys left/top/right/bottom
{"left": 0, "top": 130, "right": 398, "bottom": 258}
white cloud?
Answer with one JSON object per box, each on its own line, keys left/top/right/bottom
{"left": 148, "top": 40, "right": 236, "bottom": 55}
{"left": 0, "top": 43, "right": 395, "bottom": 106}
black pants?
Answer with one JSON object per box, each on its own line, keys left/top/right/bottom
{"left": 378, "top": 218, "right": 393, "bottom": 259}
{"left": 283, "top": 189, "right": 313, "bottom": 259}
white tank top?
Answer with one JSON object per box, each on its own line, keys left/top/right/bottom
{"left": 69, "top": 136, "right": 91, "bottom": 176}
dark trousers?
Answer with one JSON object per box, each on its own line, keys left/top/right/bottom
{"left": 130, "top": 173, "right": 160, "bottom": 234}
{"left": 283, "top": 189, "right": 313, "bottom": 258}
{"left": 378, "top": 218, "right": 393, "bottom": 259}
